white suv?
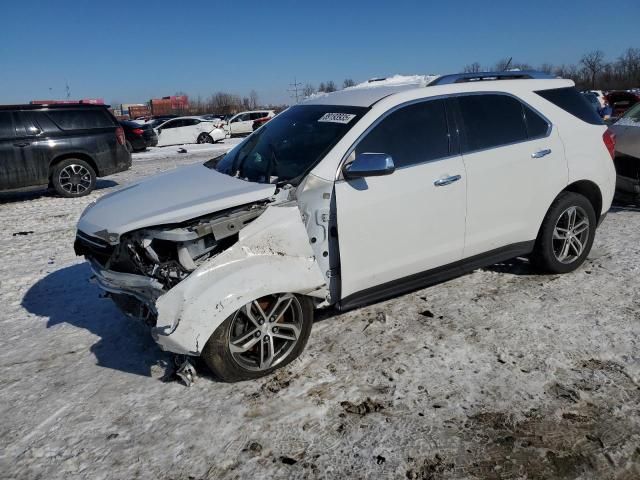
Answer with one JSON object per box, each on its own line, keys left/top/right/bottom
{"left": 75, "top": 71, "right": 616, "bottom": 382}
{"left": 224, "top": 110, "right": 275, "bottom": 136}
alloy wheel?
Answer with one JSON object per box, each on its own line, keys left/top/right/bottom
{"left": 58, "top": 164, "right": 92, "bottom": 195}
{"left": 552, "top": 205, "right": 590, "bottom": 264}
{"left": 228, "top": 294, "right": 303, "bottom": 372}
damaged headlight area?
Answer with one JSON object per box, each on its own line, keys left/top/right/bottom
{"left": 75, "top": 202, "right": 268, "bottom": 293}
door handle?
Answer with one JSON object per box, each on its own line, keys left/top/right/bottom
{"left": 531, "top": 149, "right": 551, "bottom": 158}
{"left": 13, "top": 142, "right": 30, "bottom": 147}
{"left": 434, "top": 174, "right": 462, "bottom": 187}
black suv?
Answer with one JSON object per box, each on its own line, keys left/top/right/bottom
{"left": 0, "top": 104, "right": 131, "bottom": 197}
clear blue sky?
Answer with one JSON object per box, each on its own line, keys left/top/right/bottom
{"left": 1, "top": 0, "right": 638, "bottom": 106}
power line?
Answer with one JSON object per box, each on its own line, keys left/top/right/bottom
{"left": 287, "top": 77, "right": 304, "bottom": 103}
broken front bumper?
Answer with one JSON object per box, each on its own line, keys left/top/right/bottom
{"left": 89, "top": 261, "right": 193, "bottom": 354}
{"left": 90, "top": 260, "right": 165, "bottom": 313}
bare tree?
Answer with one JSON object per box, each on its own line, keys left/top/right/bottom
{"left": 580, "top": 50, "right": 605, "bottom": 89}
{"left": 342, "top": 78, "right": 356, "bottom": 88}
{"left": 249, "top": 90, "right": 259, "bottom": 109}
{"left": 325, "top": 80, "right": 337, "bottom": 92}
{"left": 318, "top": 82, "right": 326, "bottom": 93}
{"left": 494, "top": 58, "right": 512, "bottom": 71}
{"left": 302, "top": 83, "right": 316, "bottom": 97}
{"left": 538, "top": 63, "right": 554, "bottom": 74}
{"left": 463, "top": 62, "right": 482, "bottom": 73}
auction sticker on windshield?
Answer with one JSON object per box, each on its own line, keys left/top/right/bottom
{"left": 318, "top": 113, "right": 357, "bottom": 124}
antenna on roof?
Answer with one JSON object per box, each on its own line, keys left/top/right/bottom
{"left": 503, "top": 57, "right": 513, "bottom": 71}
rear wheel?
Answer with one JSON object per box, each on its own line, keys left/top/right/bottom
{"left": 530, "top": 192, "right": 596, "bottom": 273}
{"left": 197, "top": 133, "right": 214, "bottom": 144}
{"left": 201, "top": 293, "right": 313, "bottom": 382}
{"left": 51, "top": 158, "right": 96, "bottom": 197}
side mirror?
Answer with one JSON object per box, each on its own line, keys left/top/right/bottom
{"left": 343, "top": 153, "right": 395, "bottom": 179}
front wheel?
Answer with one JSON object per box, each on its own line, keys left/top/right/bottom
{"left": 201, "top": 293, "right": 313, "bottom": 382}
{"left": 530, "top": 192, "right": 597, "bottom": 274}
{"left": 197, "top": 133, "right": 213, "bottom": 144}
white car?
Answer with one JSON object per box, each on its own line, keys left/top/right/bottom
{"left": 75, "top": 71, "right": 616, "bottom": 382}
{"left": 155, "top": 117, "right": 226, "bottom": 147}
{"left": 223, "top": 110, "right": 275, "bottom": 136}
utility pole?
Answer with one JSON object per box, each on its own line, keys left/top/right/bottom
{"left": 287, "top": 77, "right": 303, "bottom": 103}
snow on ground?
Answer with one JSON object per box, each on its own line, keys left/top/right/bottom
{"left": 0, "top": 142, "right": 639, "bottom": 479}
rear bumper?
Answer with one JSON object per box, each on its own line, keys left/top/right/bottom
{"left": 99, "top": 148, "right": 131, "bottom": 177}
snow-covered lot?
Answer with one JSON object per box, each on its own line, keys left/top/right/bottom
{"left": 1, "top": 141, "right": 639, "bottom": 479}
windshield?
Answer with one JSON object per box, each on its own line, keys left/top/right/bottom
{"left": 210, "top": 104, "right": 367, "bottom": 185}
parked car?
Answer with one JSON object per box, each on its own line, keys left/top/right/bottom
{"left": 252, "top": 115, "right": 272, "bottom": 131}
{"left": 155, "top": 117, "right": 226, "bottom": 146}
{"left": 609, "top": 102, "right": 640, "bottom": 199}
{"left": 144, "top": 115, "right": 179, "bottom": 129}
{"left": 223, "top": 110, "right": 275, "bottom": 136}
{"left": 605, "top": 91, "right": 640, "bottom": 118}
{"left": 1, "top": 103, "right": 131, "bottom": 197}
{"left": 75, "top": 71, "right": 615, "bottom": 382}
{"left": 120, "top": 120, "right": 158, "bottom": 152}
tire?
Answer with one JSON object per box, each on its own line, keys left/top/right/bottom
{"left": 201, "top": 294, "right": 314, "bottom": 382}
{"left": 51, "top": 158, "right": 96, "bottom": 197}
{"left": 125, "top": 140, "right": 133, "bottom": 153}
{"left": 530, "top": 192, "right": 597, "bottom": 274}
{"left": 197, "top": 133, "right": 213, "bottom": 144}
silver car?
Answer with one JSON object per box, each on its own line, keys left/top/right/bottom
{"left": 609, "top": 103, "right": 640, "bottom": 198}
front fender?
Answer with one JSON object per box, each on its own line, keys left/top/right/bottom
{"left": 152, "top": 204, "right": 327, "bottom": 355}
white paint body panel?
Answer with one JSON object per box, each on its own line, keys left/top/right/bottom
{"left": 461, "top": 128, "right": 568, "bottom": 257}
{"left": 78, "top": 164, "right": 275, "bottom": 238}
{"left": 156, "top": 120, "right": 218, "bottom": 146}
{"left": 335, "top": 156, "right": 467, "bottom": 298}
{"left": 152, "top": 205, "right": 326, "bottom": 355}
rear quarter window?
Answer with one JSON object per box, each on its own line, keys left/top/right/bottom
{"left": 45, "top": 109, "right": 115, "bottom": 130}
{"left": 535, "top": 87, "right": 603, "bottom": 125}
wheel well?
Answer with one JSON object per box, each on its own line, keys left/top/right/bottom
{"left": 563, "top": 180, "right": 603, "bottom": 222}
{"left": 49, "top": 154, "right": 99, "bottom": 179}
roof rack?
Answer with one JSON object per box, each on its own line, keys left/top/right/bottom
{"left": 428, "top": 70, "right": 555, "bottom": 86}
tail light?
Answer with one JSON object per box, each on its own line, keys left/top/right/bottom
{"left": 115, "top": 126, "right": 125, "bottom": 146}
{"left": 132, "top": 128, "right": 144, "bottom": 136}
{"left": 603, "top": 129, "right": 616, "bottom": 160}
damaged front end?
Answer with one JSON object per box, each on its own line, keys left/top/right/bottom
{"left": 75, "top": 202, "right": 269, "bottom": 323}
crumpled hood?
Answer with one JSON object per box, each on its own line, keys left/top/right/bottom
{"left": 77, "top": 163, "right": 276, "bottom": 240}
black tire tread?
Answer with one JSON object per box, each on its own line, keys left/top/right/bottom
{"left": 201, "top": 295, "right": 314, "bottom": 382}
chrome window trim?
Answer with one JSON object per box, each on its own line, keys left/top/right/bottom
{"left": 335, "top": 91, "right": 552, "bottom": 181}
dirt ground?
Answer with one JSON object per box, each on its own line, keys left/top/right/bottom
{"left": 1, "top": 143, "right": 639, "bottom": 479}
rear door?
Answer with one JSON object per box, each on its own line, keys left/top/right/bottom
{"left": 12, "top": 111, "right": 50, "bottom": 186}
{"left": 156, "top": 119, "right": 184, "bottom": 146}
{"left": 454, "top": 93, "right": 567, "bottom": 257}
{"left": 0, "top": 111, "right": 25, "bottom": 189}
{"left": 231, "top": 113, "right": 252, "bottom": 134}
{"left": 335, "top": 98, "right": 467, "bottom": 300}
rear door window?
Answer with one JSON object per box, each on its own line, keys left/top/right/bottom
{"left": 45, "top": 109, "right": 115, "bottom": 130}
{"left": 535, "top": 87, "right": 603, "bottom": 125}
{"left": 0, "top": 112, "right": 16, "bottom": 139}
{"left": 457, "top": 94, "right": 529, "bottom": 152}
{"left": 356, "top": 99, "right": 450, "bottom": 168}
{"left": 522, "top": 104, "right": 550, "bottom": 138}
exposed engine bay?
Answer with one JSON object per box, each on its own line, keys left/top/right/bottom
{"left": 75, "top": 202, "right": 268, "bottom": 291}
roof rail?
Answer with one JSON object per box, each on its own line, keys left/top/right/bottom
{"left": 428, "top": 70, "right": 555, "bottom": 86}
